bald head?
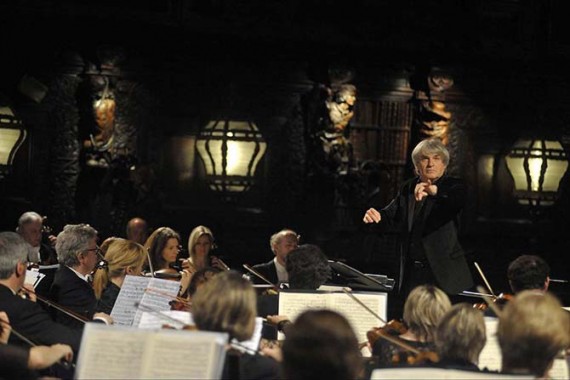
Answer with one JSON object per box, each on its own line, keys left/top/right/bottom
{"left": 126, "top": 218, "right": 149, "bottom": 245}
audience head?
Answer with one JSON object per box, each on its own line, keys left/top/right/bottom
{"left": 193, "top": 270, "right": 257, "bottom": 341}
{"left": 498, "top": 291, "right": 570, "bottom": 378}
{"left": 187, "top": 266, "right": 223, "bottom": 298}
{"left": 16, "top": 211, "right": 44, "bottom": 248}
{"left": 435, "top": 303, "right": 486, "bottom": 365}
{"left": 269, "top": 229, "right": 299, "bottom": 266}
{"left": 126, "top": 217, "right": 149, "bottom": 245}
{"left": 0, "top": 232, "right": 29, "bottom": 284}
{"left": 144, "top": 227, "right": 180, "bottom": 271}
{"left": 507, "top": 254, "right": 550, "bottom": 293}
{"left": 283, "top": 309, "right": 362, "bottom": 380}
{"left": 187, "top": 225, "right": 215, "bottom": 263}
{"left": 93, "top": 238, "right": 146, "bottom": 299}
{"left": 403, "top": 285, "right": 451, "bottom": 342}
{"left": 286, "top": 244, "right": 330, "bottom": 290}
{"left": 55, "top": 224, "right": 99, "bottom": 273}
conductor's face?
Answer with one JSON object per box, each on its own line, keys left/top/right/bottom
{"left": 416, "top": 152, "right": 447, "bottom": 182}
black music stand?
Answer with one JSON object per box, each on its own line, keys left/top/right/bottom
{"left": 327, "top": 260, "right": 395, "bottom": 292}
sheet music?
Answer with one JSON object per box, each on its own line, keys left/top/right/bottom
{"left": 76, "top": 324, "right": 228, "bottom": 379}
{"left": 231, "top": 317, "right": 263, "bottom": 354}
{"left": 138, "top": 310, "right": 194, "bottom": 329}
{"left": 25, "top": 269, "right": 45, "bottom": 288}
{"left": 330, "top": 292, "right": 387, "bottom": 344}
{"left": 111, "top": 275, "right": 181, "bottom": 326}
{"left": 478, "top": 317, "right": 501, "bottom": 371}
{"left": 278, "top": 290, "right": 387, "bottom": 344}
{"left": 371, "top": 367, "right": 533, "bottom": 379}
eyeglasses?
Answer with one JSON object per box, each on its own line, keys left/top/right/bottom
{"left": 82, "top": 246, "right": 103, "bottom": 256}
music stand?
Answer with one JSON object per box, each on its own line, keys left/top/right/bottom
{"left": 327, "top": 260, "right": 395, "bottom": 292}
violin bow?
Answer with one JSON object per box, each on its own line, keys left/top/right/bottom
{"left": 341, "top": 288, "right": 421, "bottom": 355}
{"left": 473, "top": 262, "right": 497, "bottom": 298}
{"left": 134, "top": 302, "right": 193, "bottom": 328}
{"left": 20, "top": 288, "right": 89, "bottom": 323}
{"left": 475, "top": 285, "right": 503, "bottom": 318}
{"left": 242, "top": 264, "right": 279, "bottom": 291}
{"left": 6, "top": 323, "right": 74, "bottom": 369}
{"left": 144, "top": 287, "right": 192, "bottom": 307}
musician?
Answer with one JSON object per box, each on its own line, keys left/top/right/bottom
{"left": 144, "top": 227, "right": 191, "bottom": 294}
{"left": 251, "top": 229, "right": 299, "bottom": 285}
{"left": 49, "top": 224, "right": 112, "bottom": 329}
{"left": 372, "top": 284, "right": 451, "bottom": 366}
{"left": 184, "top": 225, "right": 227, "bottom": 272}
{"left": 92, "top": 238, "right": 146, "bottom": 314}
{"left": 434, "top": 303, "right": 487, "bottom": 371}
{"left": 507, "top": 254, "right": 550, "bottom": 294}
{"left": 363, "top": 138, "right": 473, "bottom": 296}
{"left": 281, "top": 309, "right": 363, "bottom": 380}
{"left": 1, "top": 311, "right": 73, "bottom": 378}
{"left": 286, "top": 244, "right": 331, "bottom": 290}
{"left": 16, "top": 211, "right": 58, "bottom": 266}
{"left": 193, "top": 271, "right": 281, "bottom": 379}
{"left": 0, "top": 232, "right": 82, "bottom": 352}
{"left": 497, "top": 291, "right": 570, "bottom": 378}
{"left": 126, "top": 217, "right": 149, "bottom": 245}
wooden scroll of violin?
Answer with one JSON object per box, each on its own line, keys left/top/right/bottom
{"left": 342, "top": 288, "right": 440, "bottom": 365}
{"left": 242, "top": 264, "right": 280, "bottom": 294}
{"left": 19, "top": 288, "right": 90, "bottom": 324}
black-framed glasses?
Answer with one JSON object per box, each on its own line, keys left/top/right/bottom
{"left": 82, "top": 246, "right": 103, "bottom": 256}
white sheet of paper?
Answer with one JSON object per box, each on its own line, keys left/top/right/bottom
{"left": 371, "top": 367, "right": 533, "bottom": 379}
{"left": 138, "top": 310, "right": 194, "bottom": 329}
{"left": 24, "top": 270, "right": 45, "bottom": 288}
{"left": 231, "top": 317, "right": 263, "bottom": 354}
{"left": 76, "top": 324, "right": 228, "bottom": 379}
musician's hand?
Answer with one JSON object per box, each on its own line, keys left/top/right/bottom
{"left": 47, "top": 234, "right": 57, "bottom": 248}
{"left": 210, "top": 256, "right": 229, "bottom": 270}
{"left": 28, "top": 344, "right": 73, "bottom": 369}
{"left": 180, "top": 259, "right": 197, "bottom": 274}
{"left": 363, "top": 208, "right": 381, "bottom": 223}
{"left": 179, "top": 269, "right": 193, "bottom": 296}
{"left": 0, "top": 311, "right": 11, "bottom": 344}
{"left": 261, "top": 346, "right": 283, "bottom": 362}
{"left": 93, "top": 312, "right": 113, "bottom": 325}
{"left": 21, "top": 284, "right": 36, "bottom": 302}
{"left": 266, "top": 315, "right": 290, "bottom": 327}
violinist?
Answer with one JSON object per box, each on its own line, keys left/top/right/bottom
{"left": 1, "top": 311, "right": 73, "bottom": 378}
{"left": 92, "top": 238, "right": 146, "bottom": 314}
{"left": 49, "top": 224, "right": 113, "bottom": 329}
{"left": 144, "top": 227, "right": 191, "bottom": 294}
{"left": 192, "top": 271, "right": 281, "bottom": 380}
{"left": 280, "top": 309, "right": 364, "bottom": 380}
{"left": 0, "top": 232, "right": 82, "bottom": 353}
{"left": 16, "top": 211, "right": 58, "bottom": 266}
{"left": 371, "top": 285, "right": 451, "bottom": 366}
{"left": 497, "top": 291, "right": 570, "bottom": 378}
{"left": 251, "top": 229, "right": 299, "bottom": 285}
{"left": 433, "top": 303, "right": 487, "bottom": 371}
{"left": 183, "top": 225, "right": 228, "bottom": 273}
{"left": 507, "top": 254, "right": 550, "bottom": 294}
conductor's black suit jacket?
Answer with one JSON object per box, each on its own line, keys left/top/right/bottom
{"left": 379, "top": 175, "right": 473, "bottom": 294}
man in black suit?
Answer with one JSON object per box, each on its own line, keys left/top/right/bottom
{"left": 0, "top": 232, "right": 82, "bottom": 352}
{"left": 251, "top": 229, "right": 299, "bottom": 285}
{"left": 50, "top": 224, "right": 111, "bottom": 329}
{"left": 363, "top": 138, "right": 473, "bottom": 296}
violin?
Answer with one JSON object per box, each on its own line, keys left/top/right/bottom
{"left": 366, "top": 319, "right": 408, "bottom": 346}
{"left": 473, "top": 292, "right": 513, "bottom": 311}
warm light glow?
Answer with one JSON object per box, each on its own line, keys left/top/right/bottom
{"left": 196, "top": 119, "right": 267, "bottom": 193}
{"left": 505, "top": 138, "right": 568, "bottom": 206}
{"left": 0, "top": 103, "right": 27, "bottom": 176}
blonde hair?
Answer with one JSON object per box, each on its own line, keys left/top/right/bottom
{"left": 498, "top": 291, "right": 570, "bottom": 378}
{"left": 187, "top": 225, "right": 215, "bottom": 261}
{"left": 192, "top": 271, "right": 256, "bottom": 341}
{"left": 93, "top": 238, "right": 146, "bottom": 299}
{"left": 435, "top": 303, "right": 486, "bottom": 364}
{"left": 403, "top": 285, "right": 451, "bottom": 342}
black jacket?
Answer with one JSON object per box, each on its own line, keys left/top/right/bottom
{"left": 50, "top": 266, "right": 96, "bottom": 330}
{"left": 251, "top": 260, "right": 279, "bottom": 285}
{"left": 379, "top": 175, "right": 473, "bottom": 294}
